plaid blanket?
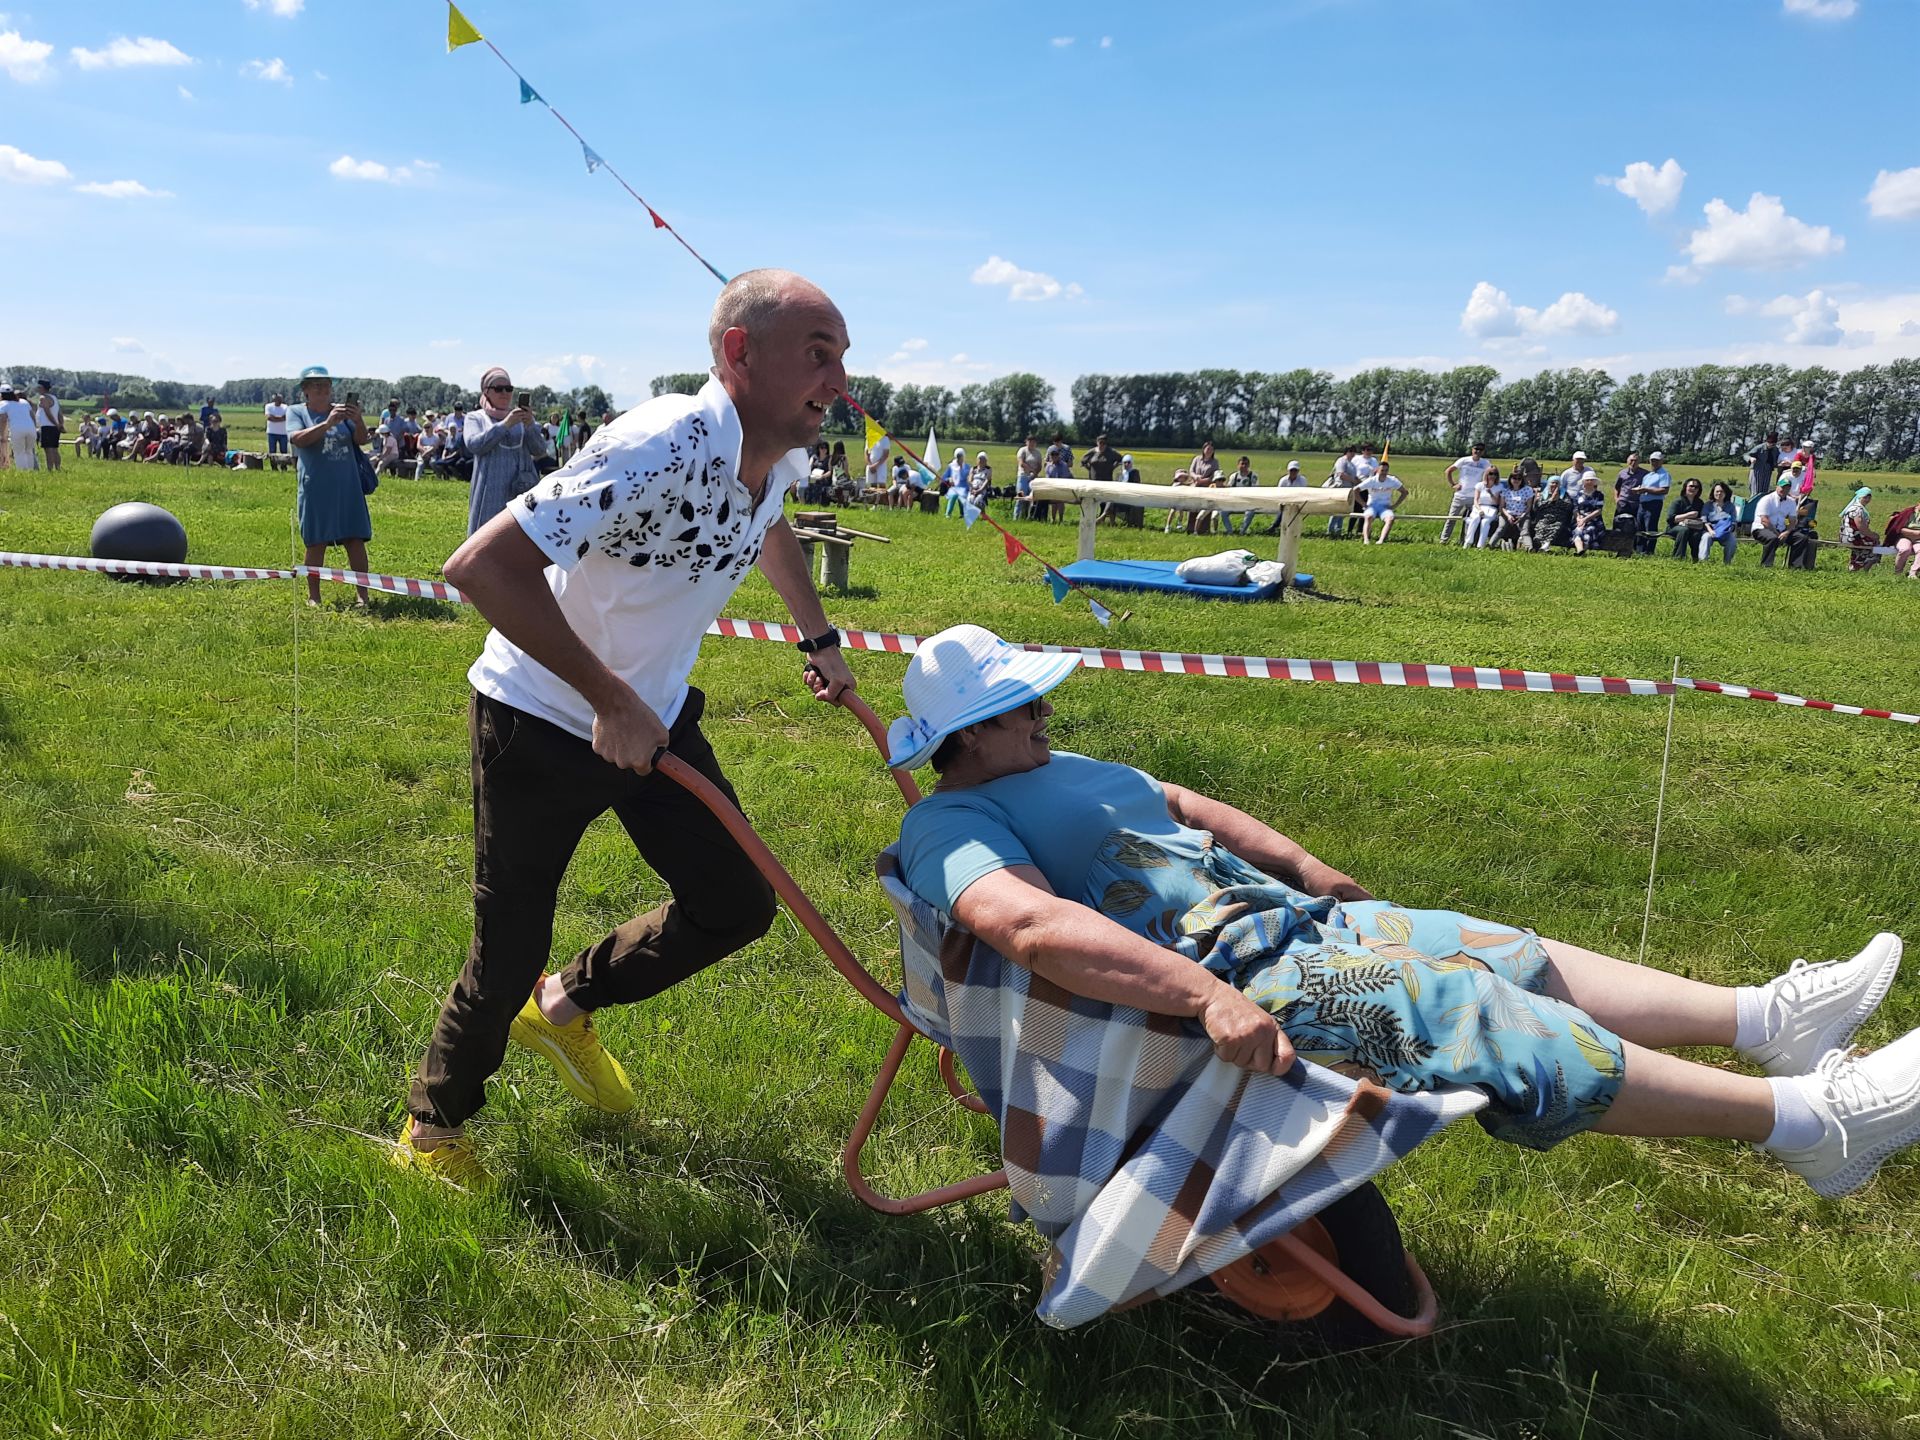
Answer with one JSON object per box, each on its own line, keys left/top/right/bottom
{"left": 877, "top": 848, "right": 1485, "bottom": 1328}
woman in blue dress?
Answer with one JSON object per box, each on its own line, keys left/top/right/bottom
{"left": 288, "top": 365, "right": 372, "bottom": 607}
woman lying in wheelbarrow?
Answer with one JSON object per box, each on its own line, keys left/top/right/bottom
{"left": 887, "top": 625, "right": 1917, "bottom": 1203}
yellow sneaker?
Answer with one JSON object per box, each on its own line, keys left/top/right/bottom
{"left": 389, "top": 1121, "right": 491, "bottom": 1190}
{"left": 510, "top": 994, "right": 636, "bottom": 1113}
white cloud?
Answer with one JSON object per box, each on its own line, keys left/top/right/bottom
{"left": 1599, "top": 157, "right": 1685, "bottom": 216}
{"left": 1099, "top": 35, "right": 1112, "bottom": 47}
{"left": 1459, "top": 281, "right": 1618, "bottom": 340}
{"left": 1050, "top": 36, "right": 1074, "bottom": 46}
{"left": 1662, "top": 264, "right": 1703, "bottom": 285}
{"left": 1682, "top": 192, "right": 1844, "bottom": 270}
{"left": 520, "top": 353, "right": 624, "bottom": 393}
{"left": 971, "top": 255, "right": 1084, "bottom": 302}
{"left": 71, "top": 36, "right": 194, "bottom": 69}
{"left": 111, "top": 337, "right": 146, "bottom": 353}
{"left": 1783, "top": 0, "right": 1856, "bottom": 18}
{"left": 244, "top": 0, "right": 307, "bottom": 15}
{"left": 241, "top": 56, "right": 291, "bottom": 84}
{"left": 0, "top": 142, "right": 69, "bottom": 184}
{"left": 0, "top": 28, "right": 53, "bottom": 82}
{"left": 1866, "top": 167, "right": 1920, "bottom": 220}
{"left": 177, "top": 85, "right": 193, "bottom": 100}
{"left": 1761, "top": 289, "right": 1845, "bottom": 344}
{"left": 428, "top": 338, "right": 462, "bottom": 349}
{"left": 75, "top": 179, "right": 172, "bottom": 199}
{"left": 886, "top": 337, "right": 931, "bottom": 362}
{"left": 327, "top": 154, "right": 433, "bottom": 184}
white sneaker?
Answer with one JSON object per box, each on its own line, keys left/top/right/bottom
{"left": 1764, "top": 1028, "right": 1920, "bottom": 1198}
{"left": 1741, "top": 933, "right": 1902, "bottom": 1077}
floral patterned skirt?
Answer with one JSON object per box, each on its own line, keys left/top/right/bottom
{"left": 1175, "top": 887, "right": 1626, "bottom": 1151}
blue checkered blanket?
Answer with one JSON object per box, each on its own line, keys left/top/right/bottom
{"left": 876, "top": 848, "right": 1485, "bottom": 1328}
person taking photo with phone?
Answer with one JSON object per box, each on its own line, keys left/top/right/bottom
{"left": 287, "top": 365, "right": 373, "bottom": 606}
{"left": 464, "top": 367, "right": 551, "bottom": 536}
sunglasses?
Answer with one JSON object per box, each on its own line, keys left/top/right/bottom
{"left": 996, "top": 697, "right": 1046, "bottom": 725}
{"left": 484, "top": 383, "right": 513, "bottom": 393}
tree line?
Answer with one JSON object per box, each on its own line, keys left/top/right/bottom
{"left": 655, "top": 360, "right": 1920, "bottom": 469}
{"left": 6, "top": 364, "right": 616, "bottom": 421}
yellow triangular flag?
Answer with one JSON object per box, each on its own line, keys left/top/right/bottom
{"left": 863, "top": 411, "right": 886, "bottom": 458}
{"left": 447, "top": 3, "right": 483, "bottom": 52}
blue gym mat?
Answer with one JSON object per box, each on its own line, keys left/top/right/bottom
{"left": 1058, "top": 558, "right": 1283, "bottom": 602}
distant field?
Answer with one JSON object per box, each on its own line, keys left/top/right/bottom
{"left": 1, "top": 447, "right": 1916, "bottom": 1439}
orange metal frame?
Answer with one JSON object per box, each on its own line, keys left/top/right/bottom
{"left": 654, "top": 693, "right": 1437, "bottom": 1338}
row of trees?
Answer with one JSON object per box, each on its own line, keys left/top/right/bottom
{"left": 5, "top": 365, "right": 616, "bottom": 421}
{"left": 651, "top": 370, "right": 1065, "bottom": 444}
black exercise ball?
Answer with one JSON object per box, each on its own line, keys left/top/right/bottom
{"left": 90, "top": 501, "right": 189, "bottom": 584}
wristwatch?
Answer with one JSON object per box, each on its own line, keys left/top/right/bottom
{"left": 795, "top": 627, "right": 841, "bottom": 655}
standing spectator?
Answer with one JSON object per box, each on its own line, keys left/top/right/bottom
{"left": 1665, "top": 478, "right": 1708, "bottom": 559}
{"left": 1571, "top": 472, "right": 1607, "bottom": 554}
{"left": 1441, "top": 442, "right": 1490, "bottom": 543}
{"left": 1259, "top": 459, "right": 1306, "bottom": 534}
{"left": 1631, "top": 450, "right": 1671, "bottom": 554}
{"left": 1, "top": 384, "right": 38, "bottom": 470}
{"left": 203, "top": 409, "right": 228, "bottom": 465}
{"left": 1699, "top": 481, "right": 1738, "bottom": 563}
{"left": 1081, "top": 433, "right": 1121, "bottom": 522}
{"left": 1753, "top": 475, "right": 1811, "bottom": 569}
{"left": 32, "top": 379, "right": 63, "bottom": 471}
{"left": 1747, "top": 430, "right": 1783, "bottom": 500}
{"left": 1556, "top": 450, "right": 1596, "bottom": 502}
{"left": 1351, "top": 441, "right": 1379, "bottom": 483}
{"left": 1839, "top": 487, "right": 1881, "bottom": 572}
{"left": 863, "top": 430, "right": 891, "bottom": 497}
{"left": 940, "top": 446, "right": 971, "bottom": 517}
{"left": 1325, "top": 445, "right": 1358, "bottom": 536}
{"left": 1357, "top": 463, "right": 1405, "bottom": 544}
{"left": 264, "top": 393, "right": 291, "bottom": 469}
{"left": 1789, "top": 438, "right": 1817, "bottom": 496}
{"left": 198, "top": 396, "right": 217, "bottom": 428}
{"left": 1014, "top": 434, "right": 1043, "bottom": 520}
{"left": 287, "top": 365, "right": 373, "bottom": 607}
{"left": 465, "top": 366, "right": 550, "bottom": 536}
{"left": 1222, "top": 454, "right": 1259, "bottom": 534}
{"left": 1463, "top": 466, "right": 1503, "bottom": 548}
{"left": 1043, "top": 433, "right": 1074, "bottom": 521}
{"left": 1184, "top": 438, "right": 1222, "bottom": 535}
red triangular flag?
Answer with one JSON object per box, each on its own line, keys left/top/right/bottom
{"left": 1002, "top": 530, "right": 1026, "bottom": 564}
{"left": 648, "top": 207, "right": 668, "bottom": 229}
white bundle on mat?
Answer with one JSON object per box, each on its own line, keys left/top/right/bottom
{"left": 1174, "top": 549, "right": 1257, "bottom": 585}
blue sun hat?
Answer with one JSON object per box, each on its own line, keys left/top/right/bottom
{"left": 885, "top": 624, "right": 1083, "bottom": 770}
{"left": 297, "top": 364, "right": 331, "bottom": 387}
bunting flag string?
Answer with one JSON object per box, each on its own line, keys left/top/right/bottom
{"left": 442, "top": 2, "right": 729, "bottom": 284}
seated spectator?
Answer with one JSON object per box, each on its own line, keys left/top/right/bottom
{"left": 1840, "top": 487, "right": 1881, "bottom": 572}
{"left": 1224, "top": 455, "right": 1259, "bottom": 535}
{"left": 77, "top": 415, "right": 100, "bottom": 457}
{"left": 1613, "top": 452, "right": 1646, "bottom": 542}
{"left": 1753, "top": 475, "right": 1812, "bottom": 569}
{"left": 1570, "top": 473, "right": 1607, "bottom": 555}
{"left": 1527, "top": 476, "right": 1575, "bottom": 551}
{"left": 1885, "top": 500, "right": 1920, "bottom": 579}
{"left": 968, "top": 451, "right": 993, "bottom": 509}
{"left": 1699, "top": 481, "right": 1738, "bottom": 563}
{"left": 1463, "top": 467, "right": 1503, "bottom": 549}
{"left": 829, "top": 441, "right": 858, "bottom": 505}
{"left": 415, "top": 419, "right": 442, "bottom": 478}
{"left": 1357, "top": 465, "right": 1405, "bottom": 544}
{"left": 887, "top": 454, "right": 913, "bottom": 509}
{"left": 1557, "top": 450, "right": 1597, "bottom": 502}
{"left": 1184, "top": 439, "right": 1222, "bottom": 535}
{"left": 888, "top": 624, "right": 1920, "bottom": 1211}
{"left": 1493, "top": 466, "right": 1536, "bottom": 549}
{"left": 1665, "top": 478, "right": 1708, "bottom": 560}
{"left": 1107, "top": 453, "right": 1145, "bottom": 529}
{"left": 1042, "top": 434, "right": 1074, "bottom": 522}
{"left": 1632, "top": 451, "right": 1672, "bottom": 555}
{"left": 804, "top": 440, "right": 831, "bottom": 504}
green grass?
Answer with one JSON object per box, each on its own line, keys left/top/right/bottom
{"left": 1, "top": 447, "right": 1917, "bottom": 1439}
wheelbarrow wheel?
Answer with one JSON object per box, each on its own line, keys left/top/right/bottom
{"left": 1205, "top": 1182, "right": 1416, "bottom": 1348}
{"left": 1306, "top": 1181, "right": 1415, "bottom": 1348}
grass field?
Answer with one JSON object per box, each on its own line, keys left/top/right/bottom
{"left": 1, "top": 436, "right": 1917, "bottom": 1439}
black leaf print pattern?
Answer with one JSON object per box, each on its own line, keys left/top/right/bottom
{"left": 521, "top": 492, "right": 539, "bottom": 512}
{"left": 599, "top": 487, "right": 614, "bottom": 510}
{"left": 717, "top": 497, "right": 730, "bottom": 523}
{"left": 680, "top": 499, "right": 695, "bottom": 521}
{"left": 576, "top": 539, "right": 591, "bottom": 559}
{"left": 695, "top": 543, "right": 713, "bottom": 558}
{"left": 1101, "top": 879, "right": 1151, "bottom": 916}
{"left": 629, "top": 553, "right": 651, "bottom": 567}
{"left": 674, "top": 525, "right": 700, "bottom": 543}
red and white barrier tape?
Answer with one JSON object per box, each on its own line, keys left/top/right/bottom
{"left": 4, "top": 550, "right": 1913, "bottom": 724}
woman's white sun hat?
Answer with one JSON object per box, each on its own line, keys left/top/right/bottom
{"left": 885, "top": 624, "right": 1083, "bottom": 771}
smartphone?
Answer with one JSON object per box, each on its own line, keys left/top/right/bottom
{"left": 516, "top": 392, "right": 531, "bottom": 410}
{"left": 344, "top": 392, "right": 359, "bottom": 407}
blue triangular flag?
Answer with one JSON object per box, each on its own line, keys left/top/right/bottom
{"left": 1089, "top": 598, "right": 1113, "bottom": 627}
{"left": 582, "top": 141, "right": 604, "bottom": 173}
{"left": 1046, "top": 571, "right": 1072, "bottom": 603}
{"left": 961, "top": 500, "right": 982, "bottom": 529}
{"left": 519, "top": 76, "right": 543, "bottom": 105}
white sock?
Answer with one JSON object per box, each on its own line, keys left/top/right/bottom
{"left": 1764, "top": 1076, "right": 1824, "bottom": 1151}
{"left": 1734, "top": 984, "right": 1771, "bottom": 1053}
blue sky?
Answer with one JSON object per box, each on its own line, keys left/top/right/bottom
{"left": 4, "top": 0, "right": 1917, "bottom": 409}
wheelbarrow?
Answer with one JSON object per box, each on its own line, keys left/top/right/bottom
{"left": 653, "top": 693, "right": 1441, "bottom": 1342}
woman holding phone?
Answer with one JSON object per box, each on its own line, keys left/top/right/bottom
{"left": 465, "top": 366, "right": 550, "bottom": 536}
{"left": 288, "top": 364, "right": 373, "bottom": 606}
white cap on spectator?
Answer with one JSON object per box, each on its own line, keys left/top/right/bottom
{"left": 1571, "top": 450, "right": 1587, "bottom": 461}
{"left": 1286, "top": 459, "right": 1302, "bottom": 470}
{"left": 1649, "top": 450, "right": 1665, "bottom": 462}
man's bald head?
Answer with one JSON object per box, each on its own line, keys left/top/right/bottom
{"left": 708, "top": 268, "right": 837, "bottom": 364}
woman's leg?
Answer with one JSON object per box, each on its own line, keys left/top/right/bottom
{"left": 303, "top": 543, "right": 325, "bottom": 605}
{"left": 1537, "top": 937, "right": 1735, "bottom": 1048}
{"left": 344, "top": 539, "right": 371, "bottom": 605}
{"left": 1591, "top": 1042, "right": 1771, "bottom": 1140}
